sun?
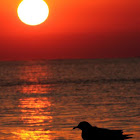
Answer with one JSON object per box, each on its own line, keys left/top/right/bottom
{"left": 17, "top": 0, "right": 49, "bottom": 26}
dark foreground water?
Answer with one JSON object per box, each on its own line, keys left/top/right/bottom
{"left": 0, "top": 58, "right": 139, "bottom": 140}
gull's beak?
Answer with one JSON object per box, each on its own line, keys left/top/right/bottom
{"left": 73, "top": 126, "right": 78, "bottom": 129}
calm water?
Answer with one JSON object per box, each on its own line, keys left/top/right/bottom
{"left": 0, "top": 58, "right": 139, "bottom": 140}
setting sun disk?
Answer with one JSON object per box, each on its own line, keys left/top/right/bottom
{"left": 17, "top": 0, "right": 49, "bottom": 26}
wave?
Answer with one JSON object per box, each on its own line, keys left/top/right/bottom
{"left": 0, "top": 78, "right": 140, "bottom": 87}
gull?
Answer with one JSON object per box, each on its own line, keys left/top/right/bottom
{"left": 73, "top": 121, "right": 132, "bottom": 140}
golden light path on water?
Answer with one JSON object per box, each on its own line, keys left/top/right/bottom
{"left": 13, "top": 97, "right": 52, "bottom": 139}
{"left": 19, "top": 97, "right": 52, "bottom": 126}
{"left": 8, "top": 61, "right": 77, "bottom": 140}
{"left": 12, "top": 84, "right": 53, "bottom": 139}
{"left": 12, "top": 62, "right": 54, "bottom": 140}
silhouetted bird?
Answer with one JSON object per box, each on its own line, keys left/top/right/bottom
{"left": 73, "top": 121, "right": 132, "bottom": 140}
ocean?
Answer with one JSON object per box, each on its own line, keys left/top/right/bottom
{"left": 0, "top": 58, "right": 139, "bottom": 140}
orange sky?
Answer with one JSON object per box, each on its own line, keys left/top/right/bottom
{"left": 0, "top": 0, "right": 140, "bottom": 60}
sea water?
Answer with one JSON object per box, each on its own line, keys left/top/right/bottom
{"left": 0, "top": 58, "right": 139, "bottom": 140}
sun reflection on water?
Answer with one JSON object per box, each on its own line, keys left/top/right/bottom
{"left": 15, "top": 84, "right": 53, "bottom": 139}
{"left": 13, "top": 129, "right": 51, "bottom": 140}
{"left": 19, "top": 97, "right": 52, "bottom": 126}
{"left": 13, "top": 62, "right": 54, "bottom": 140}
{"left": 21, "top": 84, "right": 51, "bottom": 94}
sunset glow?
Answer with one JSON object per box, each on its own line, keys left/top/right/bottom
{"left": 17, "top": 0, "right": 49, "bottom": 26}
{"left": 0, "top": 0, "right": 140, "bottom": 60}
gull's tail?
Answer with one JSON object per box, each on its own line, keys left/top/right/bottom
{"left": 123, "top": 134, "right": 133, "bottom": 139}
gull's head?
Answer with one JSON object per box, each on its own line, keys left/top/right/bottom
{"left": 73, "top": 121, "right": 92, "bottom": 130}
